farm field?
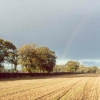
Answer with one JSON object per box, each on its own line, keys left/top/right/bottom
{"left": 0, "top": 74, "right": 100, "bottom": 100}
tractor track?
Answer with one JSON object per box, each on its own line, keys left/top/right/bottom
{"left": 35, "top": 78, "right": 85, "bottom": 100}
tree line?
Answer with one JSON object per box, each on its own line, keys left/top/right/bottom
{"left": 0, "top": 38, "right": 100, "bottom": 73}
{"left": 0, "top": 38, "right": 56, "bottom": 73}
{"left": 53, "top": 61, "right": 100, "bottom": 73}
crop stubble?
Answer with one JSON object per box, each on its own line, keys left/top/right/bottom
{"left": 0, "top": 74, "right": 100, "bottom": 100}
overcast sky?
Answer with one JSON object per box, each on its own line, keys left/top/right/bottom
{"left": 0, "top": 0, "right": 100, "bottom": 67}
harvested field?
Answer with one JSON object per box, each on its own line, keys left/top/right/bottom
{"left": 0, "top": 74, "right": 100, "bottom": 100}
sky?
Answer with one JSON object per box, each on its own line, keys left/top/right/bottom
{"left": 0, "top": 0, "right": 100, "bottom": 67}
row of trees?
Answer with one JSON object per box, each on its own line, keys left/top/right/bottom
{"left": 0, "top": 38, "right": 100, "bottom": 73}
{"left": 53, "top": 61, "right": 99, "bottom": 73}
{"left": 0, "top": 38, "right": 56, "bottom": 73}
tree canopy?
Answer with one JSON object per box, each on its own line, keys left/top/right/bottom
{"left": 18, "top": 44, "right": 37, "bottom": 73}
{"left": 65, "top": 61, "right": 80, "bottom": 72}
{"left": 36, "top": 47, "right": 56, "bottom": 73}
{"left": 0, "top": 38, "right": 16, "bottom": 70}
{"left": 18, "top": 45, "right": 56, "bottom": 73}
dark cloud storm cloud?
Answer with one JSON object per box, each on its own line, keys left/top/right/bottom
{"left": 0, "top": 0, "right": 100, "bottom": 66}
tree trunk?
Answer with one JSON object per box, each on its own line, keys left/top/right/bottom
{"left": 14, "top": 64, "right": 17, "bottom": 73}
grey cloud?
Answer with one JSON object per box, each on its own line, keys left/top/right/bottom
{"left": 0, "top": 0, "right": 100, "bottom": 65}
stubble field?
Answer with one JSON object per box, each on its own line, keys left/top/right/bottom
{"left": 0, "top": 74, "right": 100, "bottom": 100}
